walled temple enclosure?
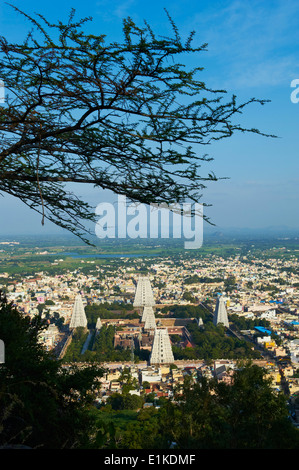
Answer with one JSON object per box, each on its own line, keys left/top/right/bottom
{"left": 65, "top": 275, "right": 231, "bottom": 366}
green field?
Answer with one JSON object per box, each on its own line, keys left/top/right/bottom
{"left": 0, "top": 233, "right": 297, "bottom": 279}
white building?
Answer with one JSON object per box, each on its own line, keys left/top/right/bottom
{"left": 69, "top": 294, "right": 88, "bottom": 329}
{"left": 260, "top": 309, "right": 276, "bottom": 320}
{"left": 288, "top": 339, "right": 299, "bottom": 364}
{"left": 133, "top": 276, "right": 155, "bottom": 308}
{"left": 213, "top": 296, "right": 229, "bottom": 328}
{"left": 150, "top": 328, "right": 174, "bottom": 365}
{"left": 142, "top": 306, "right": 157, "bottom": 330}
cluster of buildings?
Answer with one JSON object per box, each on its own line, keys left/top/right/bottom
{"left": 96, "top": 361, "right": 234, "bottom": 404}
{"left": 67, "top": 275, "right": 176, "bottom": 366}
{"left": 61, "top": 272, "right": 299, "bottom": 407}
{"left": 75, "top": 356, "right": 290, "bottom": 407}
{"left": 2, "top": 248, "right": 299, "bottom": 404}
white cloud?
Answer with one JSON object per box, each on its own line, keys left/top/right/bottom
{"left": 96, "top": 0, "right": 138, "bottom": 21}
{"left": 188, "top": 0, "right": 299, "bottom": 89}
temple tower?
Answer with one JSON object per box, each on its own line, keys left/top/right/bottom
{"left": 69, "top": 294, "right": 88, "bottom": 329}
{"left": 133, "top": 276, "right": 155, "bottom": 308}
{"left": 141, "top": 305, "right": 154, "bottom": 322}
{"left": 95, "top": 316, "right": 102, "bottom": 330}
{"left": 213, "top": 296, "right": 229, "bottom": 328}
{"left": 143, "top": 306, "right": 156, "bottom": 331}
{"left": 150, "top": 328, "right": 174, "bottom": 365}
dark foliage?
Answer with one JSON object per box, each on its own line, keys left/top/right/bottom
{"left": 0, "top": 293, "right": 104, "bottom": 448}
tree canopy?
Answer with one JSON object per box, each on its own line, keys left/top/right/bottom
{"left": 0, "top": 292, "right": 104, "bottom": 448}
{"left": 158, "top": 362, "right": 299, "bottom": 449}
{"left": 0, "top": 6, "right": 274, "bottom": 242}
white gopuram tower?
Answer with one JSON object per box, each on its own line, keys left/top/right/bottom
{"left": 142, "top": 306, "right": 156, "bottom": 330}
{"left": 69, "top": 294, "right": 88, "bottom": 329}
{"left": 150, "top": 328, "right": 174, "bottom": 365}
{"left": 95, "top": 316, "right": 102, "bottom": 330}
{"left": 141, "top": 305, "right": 154, "bottom": 322}
{"left": 213, "top": 296, "right": 229, "bottom": 328}
{"left": 133, "top": 276, "right": 155, "bottom": 308}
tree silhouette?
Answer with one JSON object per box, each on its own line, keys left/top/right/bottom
{"left": 0, "top": 292, "right": 104, "bottom": 448}
{"left": 0, "top": 6, "right": 274, "bottom": 242}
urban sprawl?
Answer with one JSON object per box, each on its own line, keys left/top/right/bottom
{"left": 2, "top": 245, "right": 299, "bottom": 424}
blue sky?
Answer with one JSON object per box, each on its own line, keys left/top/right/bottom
{"left": 0, "top": 0, "right": 298, "bottom": 237}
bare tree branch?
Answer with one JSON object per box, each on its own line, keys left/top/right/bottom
{"left": 0, "top": 6, "right": 275, "bottom": 243}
